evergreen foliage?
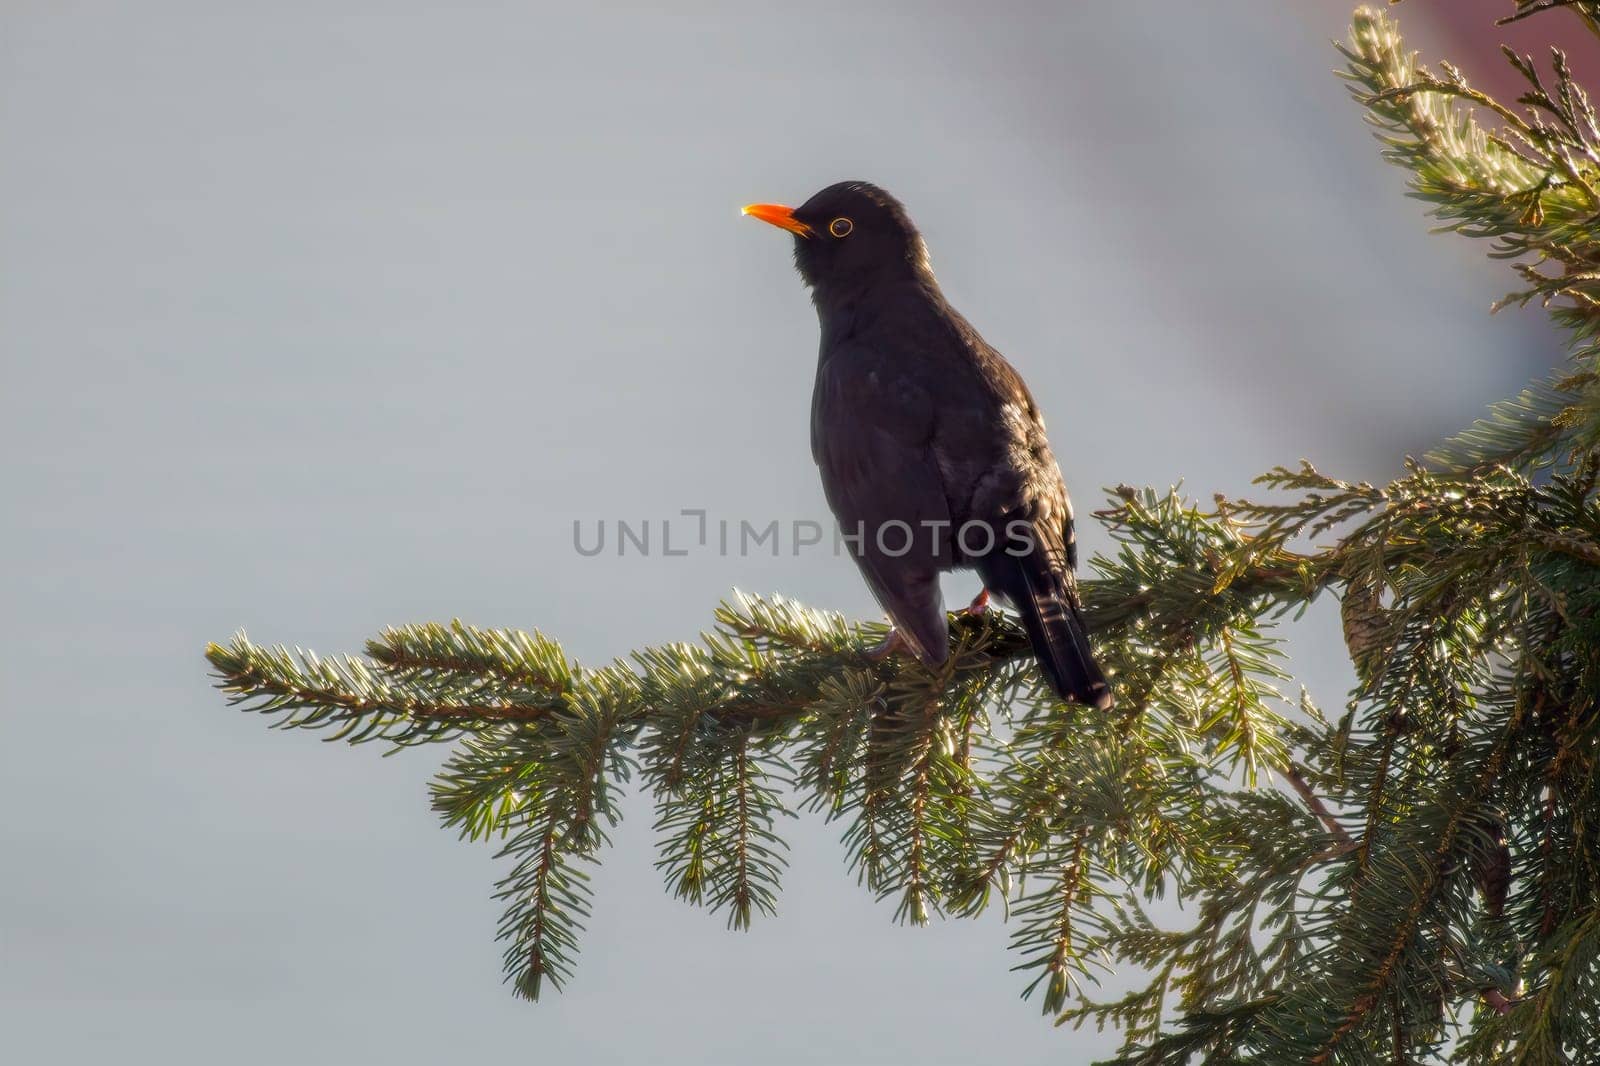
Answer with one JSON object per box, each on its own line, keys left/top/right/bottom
{"left": 207, "top": 6, "right": 1600, "bottom": 1060}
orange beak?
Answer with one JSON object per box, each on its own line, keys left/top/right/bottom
{"left": 741, "top": 202, "right": 813, "bottom": 238}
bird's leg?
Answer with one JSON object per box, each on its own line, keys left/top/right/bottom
{"left": 962, "top": 588, "right": 991, "bottom": 617}
{"left": 864, "top": 627, "right": 911, "bottom": 661}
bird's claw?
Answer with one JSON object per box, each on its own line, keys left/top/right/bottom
{"left": 864, "top": 628, "right": 911, "bottom": 661}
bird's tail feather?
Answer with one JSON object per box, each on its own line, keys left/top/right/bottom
{"left": 1008, "top": 554, "right": 1113, "bottom": 711}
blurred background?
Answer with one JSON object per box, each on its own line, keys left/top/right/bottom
{"left": 3, "top": 2, "right": 1594, "bottom": 1062}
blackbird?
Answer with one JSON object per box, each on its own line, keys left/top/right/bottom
{"left": 744, "top": 181, "right": 1113, "bottom": 710}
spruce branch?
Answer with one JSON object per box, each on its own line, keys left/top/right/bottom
{"left": 1343, "top": 5, "right": 1600, "bottom": 472}
{"left": 1497, "top": 0, "right": 1600, "bottom": 40}
{"left": 207, "top": 456, "right": 1597, "bottom": 1035}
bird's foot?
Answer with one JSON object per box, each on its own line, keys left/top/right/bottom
{"left": 962, "top": 589, "right": 991, "bottom": 617}
{"left": 864, "top": 628, "right": 911, "bottom": 661}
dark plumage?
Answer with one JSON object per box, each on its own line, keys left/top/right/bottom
{"left": 744, "top": 181, "right": 1112, "bottom": 710}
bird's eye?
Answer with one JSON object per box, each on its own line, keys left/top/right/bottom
{"left": 829, "top": 217, "right": 853, "bottom": 238}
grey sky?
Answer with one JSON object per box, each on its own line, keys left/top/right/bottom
{"left": 1, "top": 2, "right": 1554, "bottom": 1062}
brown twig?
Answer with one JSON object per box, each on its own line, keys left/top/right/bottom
{"left": 1281, "top": 762, "right": 1355, "bottom": 847}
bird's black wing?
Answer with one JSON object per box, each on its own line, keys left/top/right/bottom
{"left": 960, "top": 356, "right": 1111, "bottom": 709}
{"left": 812, "top": 346, "right": 953, "bottom": 665}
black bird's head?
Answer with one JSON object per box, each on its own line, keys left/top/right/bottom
{"left": 743, "top": 181, "right": 933, "bottom": 300}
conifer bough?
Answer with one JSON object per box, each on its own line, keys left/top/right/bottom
{"left": 207, "top": 7, "right": 1600, "bottom": 1062}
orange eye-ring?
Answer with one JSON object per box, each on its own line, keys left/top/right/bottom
{"left": 829, "top": 217, "right": 853, "bottom": 238}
